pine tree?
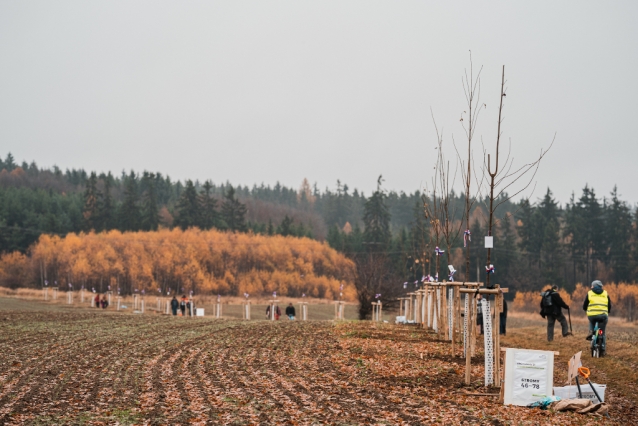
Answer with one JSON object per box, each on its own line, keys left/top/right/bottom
{"left": 199, "top": 180, "right": 220, "bottom": 230}
{"left": 267, "top": 219, "right": 275, "bottom": 236}
{"left": 221, "top": 186, "right": 247, "bottom": 232}
{"left": 119, "top": 172, "right": 141, "bottom": 232}
{"left": 82, "top": 172, "right": 99, "bottom": 231}
{"left": 141, "top": 172, "right": 159, "bottom": 231}
{"left": 174, "top": 180, "right": 200, "bottom": 230}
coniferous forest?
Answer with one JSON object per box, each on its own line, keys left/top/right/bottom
{"left": 1, "top": 152, "right": 637, "bottom": 297}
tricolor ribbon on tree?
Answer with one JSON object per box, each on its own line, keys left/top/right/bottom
{"left": 44, "top": 280, "right": 48, "bottom": 286}
{"left": 435, "top": 273, "right": 439, "bottom": 282}
{"left": 463, "top": 229, "right": 471, "bottom": 247}
{"left": 375, "top": 294, "right": 381, "bottom": 299}
{"left": 448, "top": 265, "right": 457, "bottom": 282}
{"left": 485, "top": 264, "right": 495, "bottom": 275}
{"left": 244, "top": 292, "right": 249, "bottom": 299}
{"left": 403, "top": 282, "right": 408, "bottom": 289}
{"left": 435, "top": 246, "right": 445, "bottom": 256}
{"left": 273, "top": 291, "right": 277, "bottom": 298}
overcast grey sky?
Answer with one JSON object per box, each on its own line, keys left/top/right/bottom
{"left": 1, "top": 1, "right": 637, "bottom": 205}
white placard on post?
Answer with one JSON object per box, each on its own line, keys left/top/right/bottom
{"left": 503, "top": 348, "right": 554, "bottom": 406}
{"left": 484, "top": 236, "right": 494, "bottom": 248}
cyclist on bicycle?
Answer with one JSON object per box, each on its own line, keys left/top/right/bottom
{"left": 582, "top": 280, "right": 611, "bottom": 349}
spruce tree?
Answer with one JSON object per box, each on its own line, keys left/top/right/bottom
{"left": 174, "top": 180, "right": 200, "bottom": 230}
{"left": 82, "top": 172, "right": 99, "bottom": 231}
{"left": 537, "top": 189, "right": 562, "bottom": 285}
{"left": 119, "top": 172, "right": 141, "bottom": 232}
{"left": 605, "top": 186, "right": 632, "bottom": 282}
{"left": 98, "top": 173, "right": 115, "bottom": 231}
{"left": 362, "top": 176, "right": 391, "bottom": 251}
{"left": 4, "top": 153, "right": 16, "bottom": 171}
{"left": 277, "top": 215, "right": 295, "bottom": 236}
{"left": 199, "top": 180, "right": 220, "bottom": 230}
{"left": 221, "top": 186, "right": 247, "bottom": 232}
{"left": 141, "top": 172, "right": 160, "bottom": 231}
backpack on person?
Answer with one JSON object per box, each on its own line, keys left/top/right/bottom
{"left": 540, "top": 290, "right": 554, "bottom": 317}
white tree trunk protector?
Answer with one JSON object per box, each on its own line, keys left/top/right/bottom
{"left": 433, "top": 289, "right": 439, "bottom": 332}
{"left": 481, "top": 298, "right": 494, "bottom": 386}
{"left": 427, "top": 292, "right": 432, "bottom": 328}
{"left": 463, "top": 294, "right": 469, "bottom": 358}
{"left": 448, "top": 287, "right": 454, "bottom": 341}
{"left": 421, "top": 293, "right": 426, "bottom": 324}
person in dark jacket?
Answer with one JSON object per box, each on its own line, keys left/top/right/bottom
{"left": 285, "top": 303, "right": 296, "bottom": 320}
{"left": 583, "top": 280, "right": 611, "bottom": 350}
{"left": 180, "top": 295, "right": 187, "bottom": 316}
{"left": 540, "top": 285, "right": 571, "bottom": 341}
{"left": 500, "top": 299, "right": 508, "bottom": 335}
{"left": 170, "top": 296, "right": 179, "bottom": 316}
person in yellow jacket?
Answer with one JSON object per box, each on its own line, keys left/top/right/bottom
{"left": 582, "top": 280, "right": 611, "bottom": 347}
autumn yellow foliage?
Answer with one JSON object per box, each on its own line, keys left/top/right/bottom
{"left": 2, "top": 229, "right": 356, "bottom": 300}
{"left": 512, "top": 282, "right": 638, "bottom": 321}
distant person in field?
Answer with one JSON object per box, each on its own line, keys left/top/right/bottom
{"left": 540, "top": 285, "right": 571, "bottom": 341}
{"left": 583, "top": 280, "right": 611, "bottom": 348}
{"left": 100, "top": 295, "right": 108, "bottom": 309}
{"left": 275, "top": 305, "right": 281, "bottom": 320}
{"left": 180, "top": 295, "right": 187, "bottom": 316}
{"left": 500, "top": 298, "right": 508, "bottom": 335}
{"left": 286, "top": 303, "right": 296, "bottom": 320}
{"left": 171, "top": 296, "right": 179, "bottom": 316}
{"left": 266, "top": 304, "right": 271, "bottom": 319}
{"left": 186, "top": 299, "right": 192, "bottom": 316}
{"left": 94, "top": 293, "right": 100, "bottom": 308}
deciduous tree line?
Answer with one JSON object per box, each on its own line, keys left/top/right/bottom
{"left": 0, "top": 228, "right": 355, "bottom": 299}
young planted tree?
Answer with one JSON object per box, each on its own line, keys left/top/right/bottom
{"left": 456, "top": 59, "right": 486, "bottom": 282}
{"left": 480, "top": 66, "right": 553, "bottom": 288}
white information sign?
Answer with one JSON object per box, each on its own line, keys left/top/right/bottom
{"left": 503, "top": 348, "right": 554, "bottom": 406}
{"left": 484, "top": 236, "right": 494, "bottom": 248}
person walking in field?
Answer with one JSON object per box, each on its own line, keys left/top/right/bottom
{"left": 285, "top": 303, "right": 296, "bottom": 320}
{"left": 94, "top": 293, "right": 100, "bottom": 308}
{"left": 171, "top": 296, "right": 179, "bottom": 316}
{"left": 540, "top": 285, "right": 571, "bottom": 341}
{"left": 100, "top": 295, "right": 108, "bottom": 309}
{"left": 180, "top": 295, "right": 187, "bottom": 316}
{"left": 500, "top": 298, "right": 508, "bottom": 335}
{"left": 583, "top": 280, "right": 611, "bottom": 349}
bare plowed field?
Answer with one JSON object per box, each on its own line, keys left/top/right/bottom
{"left": 0, "top": 303, "right": 635, "bottom": 425}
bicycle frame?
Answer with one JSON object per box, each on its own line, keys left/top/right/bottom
{"left": 591, "top": 321, "right": 605, "bottom": 358}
